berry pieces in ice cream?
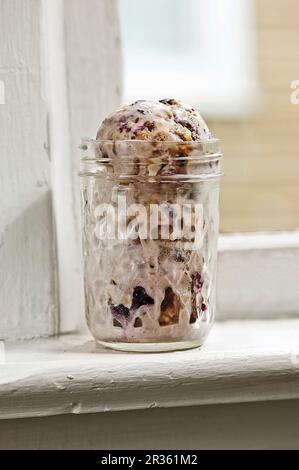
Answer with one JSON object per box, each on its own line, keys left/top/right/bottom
{"left": 97, "top": 99, "right": 212, "bottom": 142}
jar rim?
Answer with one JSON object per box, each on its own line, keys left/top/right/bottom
{"left": 80, "top": 138, "right": 220, "bottom": 156}
{"left": 80, "top": 137, "right": 220, "bottom": 145}
{"left": 79, "top": 138, "right": 223, "bottom": 181}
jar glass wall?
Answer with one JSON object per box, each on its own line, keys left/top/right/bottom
{"left": 80, "top": 140, "right": 222, "bottom": 352}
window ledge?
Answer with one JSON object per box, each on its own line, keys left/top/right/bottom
{"left": 1, "top": 319, "right": 299, "bottom": 420}
{"left": 217, "top": 231, "right": 299, "bottom": 320}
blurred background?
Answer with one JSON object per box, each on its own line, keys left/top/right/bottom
{"left": 120, "top": 0, "right": 299, "bottom": 232}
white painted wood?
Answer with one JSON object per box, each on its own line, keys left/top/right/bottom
{"left": 0, "top": 0, "right": 58, "bottom": 339}
{"left": 42, "top": 0, "right": 122, "bottom": 333}
{"left": 0, "top": 0, "right": 122, "bottom": 338}
{"left": 62, "top": 0, "right": 122, "bottom": 331}
{"left": 219, "top": 231, "right": 299, "bottom": 251}
{"left": 217, "top": 232, "right": 299, "bottom": 320}
{"left": 2, "top": 319, "right": 299, "bottom": 420}
{"left": 1, "top": 400, "right": 299, "bottom": 449}
{"left": 42, "top": 0, "right": 83, "bottom": 333}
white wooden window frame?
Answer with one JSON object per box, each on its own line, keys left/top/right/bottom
{"left": 43, "top": 0, "right": 123, "bottom": 335}
{"left": 217, "top": 231, "right": 299, "bottom": 321}
{"left": 0, "top": 0, "right": 122, "bottom": 340}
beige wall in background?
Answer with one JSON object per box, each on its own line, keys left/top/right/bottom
{"left": 209, "top": 0, "right": 299, "bottom": 232}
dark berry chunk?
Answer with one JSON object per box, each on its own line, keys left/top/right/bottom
{"left": 189, "top": 309, "right": 197, "bottom": 324}
{"left": 131, "top": 286, "right": 154, "bottom": 310}
{"left": 160, "top": 287, "right": 174, "bottom": 311}
{"left": 191, "top": 272, "right": 203, "bottom": 294}
{"left": 110, "top": 304, "right": 130, "bottom": 319}
{"left": 174, "top": 251, "right": 186, "bottom": 262}
{"left": 190, "top": 291, "right": 198, "bottom": 324}
{"left": 113, "top": 318, "right": 123, "bottom": 328}
{"left": 159, "top": 287, "right": 180, "bottom": 326}
{"left": 159, "top": 98, "right": 178, "bottom": 106}
{"left": 133, "top": 317, "right": 142, "bottom": 328}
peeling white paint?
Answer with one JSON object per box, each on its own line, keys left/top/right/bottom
{"left": 2, "top": 319, "right": 299, "bottom": 420}
{"left": 0, "top": 0, "right": 58, "bottom": 339}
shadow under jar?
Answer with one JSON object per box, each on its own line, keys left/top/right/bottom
{"left": 80, "top": 139, "right": 223, "bottom": 352}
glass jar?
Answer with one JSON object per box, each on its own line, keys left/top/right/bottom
{"left": 80, "top": 139, "right": 223, "bottom": 352}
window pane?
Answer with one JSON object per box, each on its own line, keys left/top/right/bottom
{"left": 120, "top": 0, "right": 299, "bottom": 232}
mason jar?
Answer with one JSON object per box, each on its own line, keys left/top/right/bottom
{"left": 80, "top": 139, "right": 222, "bottom": 352}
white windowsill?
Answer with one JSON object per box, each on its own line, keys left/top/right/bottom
{"left": 2, "top": 318, "right": 299, "bottom": 420}
{"left": 217, "top": 231, "right": 299, "bottom": 321}
{"left": 218, "top": 231, "right": 299, "bottom": 251}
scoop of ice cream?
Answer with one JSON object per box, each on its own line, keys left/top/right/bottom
{"left": 97, "top": 99, "right": 212, "bottom": 142}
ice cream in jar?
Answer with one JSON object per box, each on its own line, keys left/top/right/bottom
{"left": 80, "top": 99, "right": 222, "bottom": 351}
